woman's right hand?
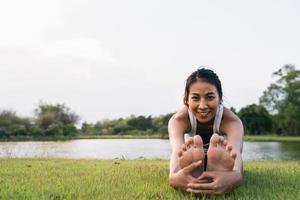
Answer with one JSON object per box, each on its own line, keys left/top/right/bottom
{"left": 169, "top": 160, "right": 203, "bottom": 191}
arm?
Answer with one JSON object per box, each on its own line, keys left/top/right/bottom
{"left": 221, "top": 107, "right": 244, "bottom": 176}
{"left": 168, "top": 106, "right": 189, "bottom": 176}
{"left": 168, "top": 106, "right": 202, "bottom": 190}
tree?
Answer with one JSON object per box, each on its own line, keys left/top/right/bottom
{"left": 127, "top": 115, "right": 153, "bottom": 131}
{"left": 0, "top": 110, "right": 33, "bottom": 137}
{"left": 81, "top": 122, "right": 96, "bottom": 134}
{"left": 238, "top": 104, "right": 272, "bottom": 134}
{"left": 153, "top": 113, "right": 174, "bottom": 137}
{"left": 259, "top": 65, "right": 300, "bottom": 135}
{"left": 35, "top": 102, "right": 80, "bottom": 130}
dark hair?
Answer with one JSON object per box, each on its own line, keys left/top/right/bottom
{"left": 183, "top": 67, "right": 223, "bottom": 105}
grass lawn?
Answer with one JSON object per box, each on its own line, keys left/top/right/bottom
{"left": 0, "top": 159, "right": 299, "bottom": 200}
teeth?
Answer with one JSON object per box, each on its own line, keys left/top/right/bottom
{"left": 197, "top": 111, "right": 209, "bottom": 117}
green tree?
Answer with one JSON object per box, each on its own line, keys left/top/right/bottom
{"left": 259, "top": 65, "right": 300, "bottom": 135}
{"left": 127, "top": 115, "right": 153, "bottom": 131}
{"left": 81, "top": 122, "right": 96, "bottom": 134}
{"left": 0, "top": 110, "right": 33, "bottom": 137}
{"left": 238, "top": 104, "right": 272, "bottom": 134}
{"left": 35, "top": 102, "right": 79, "bottom": 130}
{"left": 153, "top": 113, "right": 174, "bottom": 137}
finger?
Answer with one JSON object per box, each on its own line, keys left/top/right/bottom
{"left": 198, "top": 171, "right": 216, "bottom": 180}
{"left": 223, "top": 139, "right": 228, "bottom": 147}
{"left": 183, "top": 160, "right": 202, "bottom": 172}
{"left": 186, "top": 188, "right": 214, "bottom": 195}
{"left": 187, "top": 182, "right": 214, "bottom": 190}
{"left": 193, "top": 178, "right": 212, "bottom": 184}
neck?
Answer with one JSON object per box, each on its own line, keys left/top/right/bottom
{"left": 197, "top": 117, "right": 215, "bottom": 128}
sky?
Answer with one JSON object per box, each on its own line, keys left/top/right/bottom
{"left": 0, "top": 0, "right": 299, "bottom": 124}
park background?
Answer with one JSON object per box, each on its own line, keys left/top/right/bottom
{"left": 0, "top": 0, "right": 299, "bottom": 199}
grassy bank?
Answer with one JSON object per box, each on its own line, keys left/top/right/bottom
{"left": 0, "top": 159, "right": 299, "bottom": 200}
{"left": 0, "top": 134, "right": 168, "bottom": 142}
{"left": 243, "top": 135, "right": 300, "bottom": 142}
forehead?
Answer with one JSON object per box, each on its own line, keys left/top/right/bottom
{"left": 189, "top": 81, "right": 218, "bottom": 94}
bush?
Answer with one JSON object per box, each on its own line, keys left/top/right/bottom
{"left": 29, "top": 126, "right": 44, "bottom": 137}
{"left": 0, "top": 128, "right": 9, "bottom": 138}
{"left": 10, "top": 124, "right": 27, "bottom": 136}
{"left": 62, "top": 124, "right": 77, "bottom": 136}
{"left": 45, "top": 124, "right": 64, "bottom": 136}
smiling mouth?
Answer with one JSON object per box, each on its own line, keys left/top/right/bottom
{"left": 196, "top": 111, "right": 210, "bottom": 118}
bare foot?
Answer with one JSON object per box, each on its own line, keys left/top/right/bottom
{"left": 178, "top": 135, "right": 205, "bottom": 177}
{"left": 207, "top": 133, "right": 236, "bottom": 171}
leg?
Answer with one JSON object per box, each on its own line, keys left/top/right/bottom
{"left": 178, "top": 135, "right": 205, "bottom": 177}
{"left": 206, "top": 133, "right": 236, "bottom": 171}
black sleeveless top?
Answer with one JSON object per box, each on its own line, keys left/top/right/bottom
{"left": 195, "top": 122, "right": 214, "bottom": 145}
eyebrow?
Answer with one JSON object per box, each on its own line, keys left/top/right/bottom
{"left": 206, "top": 92, "right": 216, "bottom": 95}
{"left": 190, "top": 92, "right": 216, "bottom": 96}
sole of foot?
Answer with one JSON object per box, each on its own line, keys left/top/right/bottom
{"left": 207, "top": 133, "right": 236, "bottom": 171}
{"left": 178, "top": 135, "right": 205, "bottom": 177}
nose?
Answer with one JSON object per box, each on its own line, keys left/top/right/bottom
{"left": 198, "top": 99, "right": 208, "bottom": 110}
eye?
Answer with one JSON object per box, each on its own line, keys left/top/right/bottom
{"left": 191, "top": 96, "right": 199, "bottom": 100}
{"left": 207, "top": 95, "right": 215, "bottom": 100}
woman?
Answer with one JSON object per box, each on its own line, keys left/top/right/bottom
{"left": 168, "top": 68, "right": 244, "bottom": 195}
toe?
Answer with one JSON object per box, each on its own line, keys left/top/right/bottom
{"left": 219, "top": 136, "right": 225, "bottom": 146}
{"left": 186, "top": 137, "right": 193, "bottom": 148}
{"left": 193, "top": 135, "right": 203, "bottom": 148}
{"left": 230, "top": 151, "right": 237, "bottom": 160}
{"left": 181, "top": 143, "right": 187, "bottom": 152}
{"left": 223, "top": 140, "right": 228, "bottom": 147}
{"left": 177, "top": 149, "right": 183, "bottom": 157}
{"left": 209, "top": 133, "right": 219, "bottom": 147}
{"left": 226, "top": 145, "right": 232, "bottom": 152}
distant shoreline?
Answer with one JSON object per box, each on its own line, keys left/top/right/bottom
{"left": 1, "top": 134, "right": 300, "bottom": 142}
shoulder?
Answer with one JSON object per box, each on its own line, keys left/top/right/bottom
{"left": 220, "top": 107, "right": 243, "bottom": 130}
{"left": 169, "top": 105, "right": 191, "bottom": 132}
{"left": 222, "top": 107, "right": 241, "bottom": 122}
{"left": 171, "top": 105, "right": 189, "bottom": 121}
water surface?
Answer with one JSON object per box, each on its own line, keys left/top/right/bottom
{"left": 0, "top": 139, "right": 299, "bottom": 160}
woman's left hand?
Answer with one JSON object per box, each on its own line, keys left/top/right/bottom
{"left": 186, "top": 170, "right": 242, "bottom": 195}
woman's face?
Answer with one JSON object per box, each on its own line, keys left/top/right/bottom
{"left": 187, "top": 80, "right": 221, "bottom": 123}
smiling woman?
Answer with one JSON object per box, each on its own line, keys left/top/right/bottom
{"left": 168, "top": 68, "right": 244, "bottom": 195}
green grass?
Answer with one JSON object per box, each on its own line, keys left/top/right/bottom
{"left": 0, "top": 160, "right": 299, "bottom": 200}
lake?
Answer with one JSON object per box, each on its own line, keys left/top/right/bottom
{"left": 0, "top": 139, "right": 299, "bottom": 160}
